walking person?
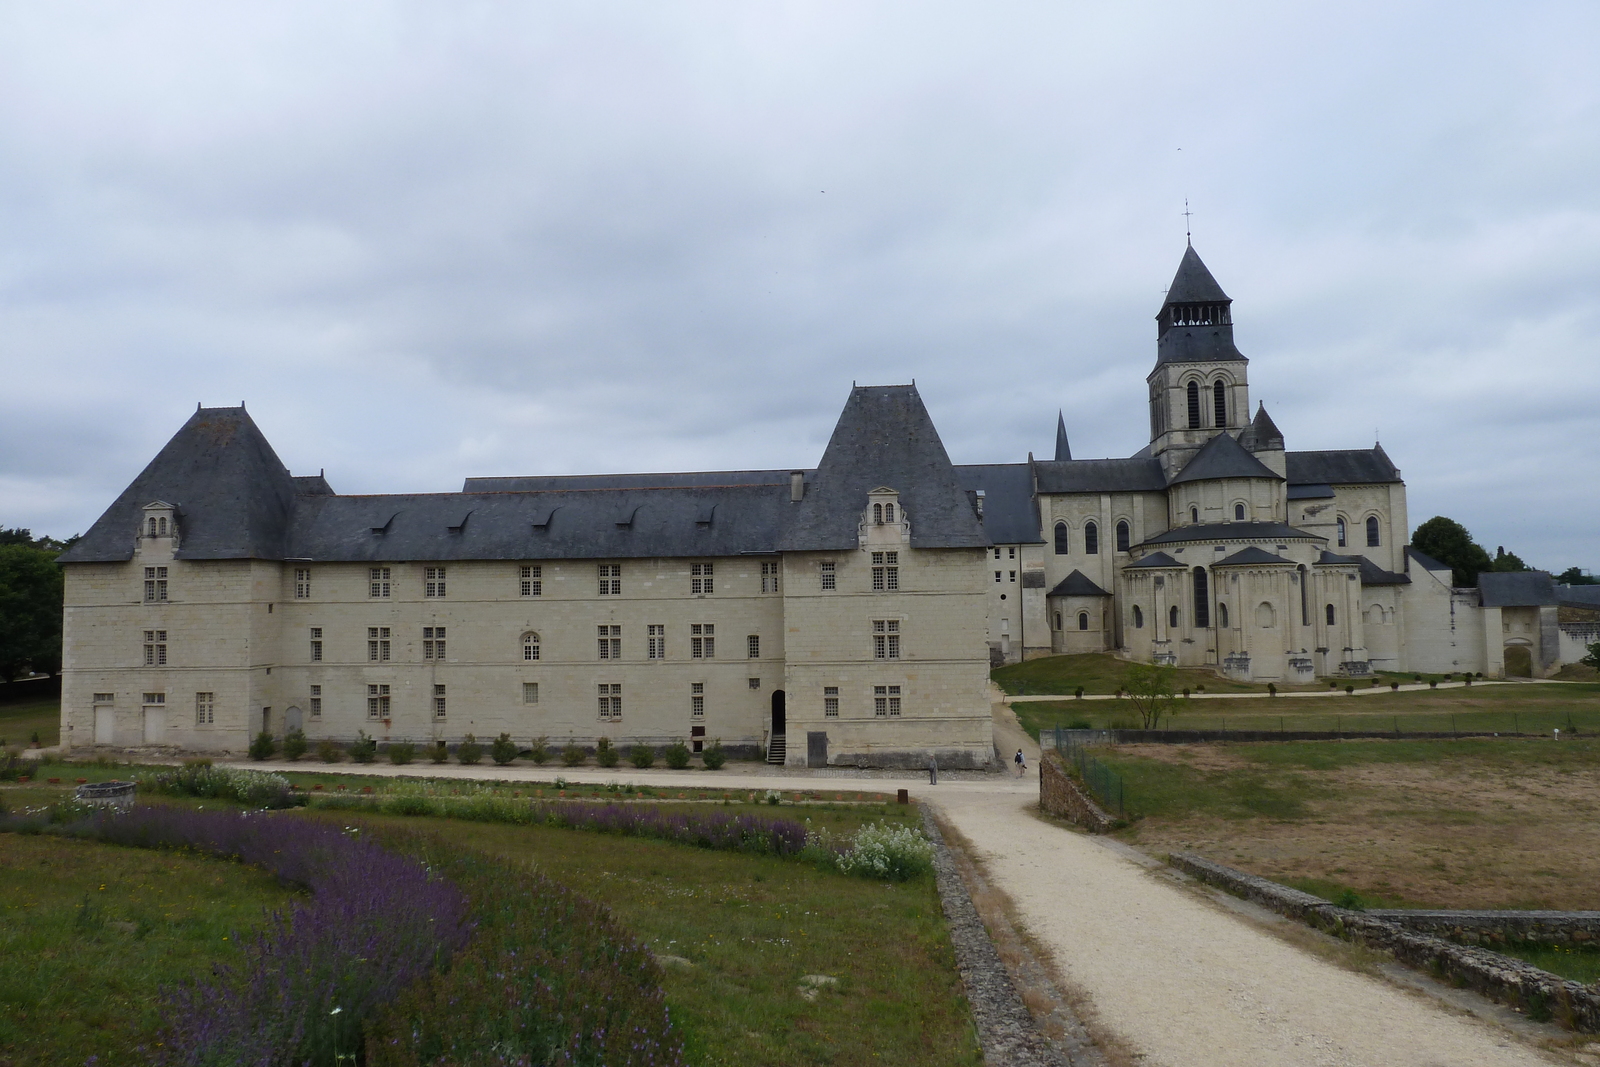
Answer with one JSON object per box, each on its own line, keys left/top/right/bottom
{"left": 1014, "top": 748, "right": 1027, "bottom": 777}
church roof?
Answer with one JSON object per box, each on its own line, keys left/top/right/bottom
{"left": 1140, "top": 520, "right": 1322, "bottom": 547}
{"left": 1478, "top": 571, "right": 1557, "bottom": 608}
{"left": 1215, "top": 547, "right": 1296, "bottom": 567}
{"left": 1287, "top": 484, "right": 1335, "bottom": 500}
{"left": 1556, "top": 585, "right": 1600, "bottom": 609}
{"left": 955, "top": 463, "right": 1042, "bottom": 545}
{"left": 1286, "top": 448, "right": 1401, "bottom": 485}
{"left": 1124, "top": 551, "right": 1183, "bottom": 569}
{"left": 1168, "top": 431, "right": 1284, "bottom": 485}
{"left": 1033, "top": 456, "right": 1167, "bottom": 494}
{"left": 1321, "top": 550, "right": 1410, "bottom": 585}
{"left": 1238, "top": 403, "right": 1284, "bottom": 452}
{"left": 1154, "top": 244, "right": 1246, "bottom": 366}
{"left": 464, "top": 469, "right": 802, "bottom": 492}
{"left": 1054, "top": 412, "right": 1071, "bottom": 462}
{"left": 1048, "top": 569, "right": 1111, "bottom": 597}
{"left": 1162, "top": 244, "right": 1230, "bottom": 305}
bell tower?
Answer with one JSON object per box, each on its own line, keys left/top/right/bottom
{"left": 1146, "top": 243, "right": 1251, "bottom": 478}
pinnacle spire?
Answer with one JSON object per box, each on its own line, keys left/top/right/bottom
{"left": 1054, "top": 411, "right": 1071, "bottom": 462}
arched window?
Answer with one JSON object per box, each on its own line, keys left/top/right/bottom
{"left": 1366, "top": 516, "right": 1380, "bottom": 547}
{"left": 522, "top": 632, "right": 541, "bottom": 661}
{"left": 1133, "top": 605, "right": 1144, "bottom": 629}
{"left": 1336, "top": 518, "right": 1347, "bottom": 547}
{"left": 158, "top": 517, "right": 168, "bottom": 535}
{"left": 1298, "top": 565, "right": 1309, "bottom": 626}
{"left": 1169, "top": 605, "right": 1180, "bottom": 628}
{"left": 1218, "top": 602, "right": 1229, "bottom": 628}
{"left": 147, "top": 518, "right": 158, "bottom": 536}
{"left": 1078, "top": 612, "right": 1089, "bottom": 631}
{"left": 873, "top": 503, "right": 883, "bottom": 524}
{"left": 1190, "top": 506, "right": 1199, "bottom": 524}
{"left": 1256, "top": 601, "right": 1276, "bottom": 628}
{"left": 1054, "top": 612, "right": 1062, "bottom": 630}
{"left": 1116, "top": 520, "right": 1130, "bottom": 552}
{"left": 1187, "top": 381, "right": 1201, "bottom": 428}
{"left": 1326, "top": 604, "right": 1336, "bottom": 626}
{"left": 1054, "top": 522, "right": 1070, "bottom": 555}
{"left": 1213, "top": 380, "right": 1227, "bottom": 427}
{"left": 1193, "top": 567, "right": 1210, "bottom": 628}
{"left": 1234, "top": 503, "right": 1246, "bottom": 521}
{"left": 885, "top": 503, "right": 895, "bottom": 523}
{"left": 1084, "top": 521, "right": 1099, "bottom": 554}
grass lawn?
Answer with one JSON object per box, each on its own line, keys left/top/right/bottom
{"left": 0, "top": 832, "right": 294, "bottom": 1067}
{"left": 0, "top": 697, "right": 59, "bottom": 749}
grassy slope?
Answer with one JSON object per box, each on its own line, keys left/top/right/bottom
{"left": 0, "top": 697, "right": 59, "bottom": 748}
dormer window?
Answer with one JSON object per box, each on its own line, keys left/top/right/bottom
{"left": 141, "top": 502, "right": 178, "bottom": 546}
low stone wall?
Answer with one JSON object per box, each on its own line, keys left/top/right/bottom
{"left": 1367, "top": 909, "right": 1600, "bottom": 946}
{"left": 1051, "top": 727, "right": 1529, "bottom": 745}
{"left": 1170, "top": 852, "right": 1600, "bottom": 1031}
{"left": 1039, "top": 751, "right": 1116, "bottom": 834}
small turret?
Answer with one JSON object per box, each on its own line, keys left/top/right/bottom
{"left": 1239, "top": 403, "right": 1284, "bottom": 452}
{"left": 1054, "top": 411, "right": 1072, "bottom": 462}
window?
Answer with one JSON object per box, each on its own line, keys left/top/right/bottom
{"left": 1213, "top": 380, "right": 1227, "bottom": 427}
{"left": 1169, "top": 605, "right": 1180, "bottom": 628}
{"left": 431, "top": 684, "right": 446, "bottom": 719}
{"left": 691, "top": 623, "right": 715, "bottom": 659}
{"left": 597, "top": 683, "right": 622, "bottom": 721}
{"left": 1116, "top": 521, "right": 1130, "bottom": 553}
{"left": 143, "top": 630, "right": 168, "bottom": 666}
{"left": 824, "top": 686, "right": 839, "bottom": 718}
{"left": 423, "top": 626, "right": 446, "bottom": 660}
{"left": 519, "top": 564, "right": 542, "bottom": 597}
{"left": 871, "top": 551, "right": 899, "bottom": 591}
{"left": 310, "top": 685, "right": 322, "bottom": 718}
{"left": 158, "top": 517, "right": 168, "bottom": 536}
{"left": 873, "top": 685, "right": 902, "bottom": 717}
{"left": 1191, "top": 506, "right": 1199, "bottom": 524}
{"left": 367, "top": 627, "right": 391, "bottom": 661}
{"left": 142, "top": 692, "right": 165, "bottom": 705}
{"left": 691, "top": 682, "right": 705, "bottom": 719}
{"left": 760, "top": 561, "right": 780, "bottom": 593}
{"left": 647, "top": 624, "right": 664, "bottom": 660}
{"left": 993, "top": 548, "right": 1001, "bottom": 559}
{"left": 872, "top": 619, "right": 901, "bottom": 659}
{"left": 1054, "top": 523, "right": 1070, "bottom": 555}
{"left": 523, "top": 631, "right": 541, "bottom": 661}
{"left": 522, "top": 682, "right": 539, "bottom": 704}
{"left": 146, "top": 518, "right": 157, "bottom": 537}
{"left": 367, "top": 684, "right": 390, "bottom": 719}
{"left": 873, "top": 503, "right": 883, "bottom": 524}
{"left": 195, "top": 692, "right": 214, "bottom": 725}
{"left": 1193, "top": 567, "right": 1210, "bottom": 628}
{"left": 93, "top": 693, "right": 115, "bottom": 704}
{"left": 310, "top": 627, "right": 323, "bottom": 662}
{"left": 1219, "top": 602, "right": 1231, "bottom": 628}
{"left": 369, "top": 567, "right": 391, "bottom": 598}
{"left": 1133, "top": 605, "right": 1144, "bottom": 629}
{"left": 995, "top": 570, "right": 1002, "bottom": 584}
{"left": 748, "top": 677, "right": 761, "bottom": 690}
{"left": 1234, "top": 503, "right": 1246, "bottom": 521}
{"left": 819, "top": 561, "right": 836, "bottom": 590}
{"left": 1084, "top": 522, "right": 1099, "bottom": 555}
{"left": 747, "top": 634, "right": 760, "bottom": 659}
{"left": 1366, "top": 516, "right": 1381, "bottom": 547}
{"left": 691, "top": 562, "right": 714, "bottom": 595}
{"left": 1054, "top": 612, "right": 1062, "bottom": 630}
{"left": 1005, "top": 570, "right": 1015, "bottom": 583}
{"left": 295, "top": 568, "right": 311, "bottom": 598}
{"left": 1336, "top": 518, "right": 1347, "bottom": 547}
{"left": 1078, "top": 612, "right": 1089, "bottom": 630}
{"left": 143, "top": 566, "right": 169, "bottom": 602}
{"left": 597, "top": 625, "right": 621, "bottom": 660}
{"left": 1326, "top": 603, "right": 1336, "bottom": 626}
{"left": 1008, "top": 547, "right": 1015, "bottom": 559}
{"left": 598, "top": 564, "right": 621, "bottom": 595}
{"left": 1187, "top": 381, "right": 1202, "bottom": 428}
{"left": 424, "top": 567, "right": 447, "bottom": 597}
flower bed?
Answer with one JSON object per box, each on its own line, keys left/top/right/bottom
{"left": 134, "top": 761, "right": 300, "bottom": 809}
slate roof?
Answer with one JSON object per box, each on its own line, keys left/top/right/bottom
{"left": 1321, "top": 550, "right": 1410, "bottom": 585}
{"left": 1163, "top": 244, "right": 1230, "bottom": 304}
{"left": 1125, "top": 551, "right": 1183, "bottom": 569}
{"left": 1238, "top": 403, "right": 1284, "bottom": 452}
{"left": 1287, "top": 484, "right": 1335, "bottom": 500}
{"left": 1557, "top": 585, "right": 1600, "bottom": 609}
{"left": 1054, "top": 412, "right": 1071, "bottom": 462}
{"left": 955, "top": 464, "right": 1042, "bottom": 545}
{"left": 1167, "top": 431, "right": 1283, "bottom": 486}
{"left": 465, "top": 470, "right": 800, "bottom": 492}
{"left": 776, "top": 385, "right": 989, "bottom": 552}
{"left": 1478, "top": 571, "right": 1557, "bottom": 608}
{"left": 1155, "top": 245, "right": 1246, "bottom": 365}
{"left": 1285, "top": 447, "right": 1401, "bottom": 485}
{"left": 1215, "top": 547, "right": 1296, "bottom": 567}
{"left": 1406, "top": 546, "right": 1450, "bottom": 573}
{"left": 1048, "top": 569, "right": 1111, "bottom": 597}
{"left": 1139, "top": 521, "right": 1322, "bottom": 547}
{"left": 1033, "top": 456, "right": 1167, "bottom": 494}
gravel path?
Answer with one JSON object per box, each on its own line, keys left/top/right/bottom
{"left": 930, "top": 787, "right": 1562, "bottom": 1067}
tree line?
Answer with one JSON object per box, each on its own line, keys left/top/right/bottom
{"left": 0, "top": 527, "right": 73, "bottom": 683}
{"left": 1410, "top": 516, "right": 1595, "bottom": 590}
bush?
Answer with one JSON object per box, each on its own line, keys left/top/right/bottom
{"left": 629, "top": 745, "right": 655, "bottom": 769}
{"left": 1267, "top": 683, "right": 1277, "bottom": 697}
{"left": 138, "top": 762, "right": 296, "bottom": 809}
{"left": 562, "top": 744, "right": 587, "bottom": 767}
{"left": 663, "top": 740, "right": 691, "bottom": 770}
{"left": 528, "top": 736, "right": 551, "bottom": 765}
{"left": 316, "top": 739, "right": 344, "bottom": 763}
{"left": 1345, "top": 684, "right": 1354, "bottom": 695}
{"left": 594, "top": 736, "right": 619, "bottom": 768}
{"left": 701, "top": 739, "right": 726, "bottom": 770}
{"left": 426, "top": 740, "right": 450, "bottom": 764}
{"left": 349, "top": 731, "right": 378, "bottom": 764}
{"left": 1074, "top": 686, "right": 1085, "bottom": 699}
{"left": 830, "top": 822, "right": 934, "bottom": 881}
{"left": 491, "top": 733, "right": 518, "bottom": 766}
{"left": 389, "top": 741, "right": 416, "bottom": 766}
{"left": 1065, "top": 718, "right": 1092, "bottom": 730}
{"left": 1391, "top": 681, "right": 1400, "bottom": 691}
{"left": 248, "top": 731, "right": 278, "bottom": 761}
{"left": 457, "top": 734, "right": 483, "bottom": 766}
{"left": 281, "top": 728, "right": 308, "bottom": 762}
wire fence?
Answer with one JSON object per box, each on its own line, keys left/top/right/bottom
{"left": 1053, "top": 728, "right": 1124, "bottom": 816}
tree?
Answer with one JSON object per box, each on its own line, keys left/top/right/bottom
{"left": 0, "top": 542, "right": 64, "bottom": 682}
{"left": 1491, "top": 546, "right": 1530, "bottom": 572}
{"left": 1411, "top": 516, "right": 1494, "bottom": 588}
{"left": 1584, "top": 642, "right": 1600, "bottom": 672}
{"left": 1557, "top": 567, "right": 1600, "bottom": 586}
{"left": 1122, "top": 663, "right": 1177, "bottom": 729}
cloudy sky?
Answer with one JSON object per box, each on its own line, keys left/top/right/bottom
{"left": 3, "top": 2, "right": 1596, "bottom": 570}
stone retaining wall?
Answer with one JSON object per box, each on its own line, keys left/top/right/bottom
{"left": 1170, "top": 852, "right": 1600, "bottom": 1032}
{"left": 1367, "top": 909, "right": 1600, "bottom": 946}
{"left": 1039, "top": 752, "right": 1116, "bottom": 834}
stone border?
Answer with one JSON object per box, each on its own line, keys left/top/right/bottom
{"left": 1038, "top": 752, "right": 1116, "bottom": 834}
{"left": 920, "top": 807, "right": 1072, "bottom": 1066}
{"left": 1364, "top": 909, "right": 1600, "bottom": 946}
{"left": 1170, "top": 852, "right": 1600, "bottom": 1031}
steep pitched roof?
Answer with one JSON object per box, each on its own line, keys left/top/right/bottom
{"left": 777, "top": 385, "right": 988, "bottom": 551}
{"left": 1215, "top": 547, "right": 1295, "bottom": 567}
{"left": 1154, "top": 244, "right": 1246, "bottom": 365}
{"left": 955, "top": 464, "right": 1042, "bottom": 545}
{"left": 1048, "top": 569, "right": 1111, "bottom": 597}
{"left": 1286, "top": 449, "right": 1401, "bottom": 485}
{"left": 1406, "top": 546, "right": 1450, "bottom": 573}
{"left": 1168, "top": 431, "right": 1284, "bottom": 486}
{"left": 1478, "top": 571, "right": 1557, "bottom": 607}
{"left": 1125, "top": 550, "right": 1182, "bottom": 569}
{"left": 1054, "top": 412, "right": 1071, "bottom": 462}
{"left": 59, "top": 406, "right": 299, "bottom": 563}
{"left": 1238, "top": 403, "right": 1284, "bottom": 452}
{"left": 1033, "top": 456, "right": 1167, "bottom": 494}
{"left": 464, "top": 469, "right": 799, "bottom": 492}
{"left": 1163, "top": 244, "right": 1230, "bottom": 304}
{"left": 1140, "top": 521, "right": 1322, "bottom": 547}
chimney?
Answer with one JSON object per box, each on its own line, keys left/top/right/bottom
{"left": 790, "top": 471, "right": 805, "bottom": 502}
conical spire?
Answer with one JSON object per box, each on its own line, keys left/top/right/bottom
{"left": 1162, "top": 244, "right": 1230, "bottom": 306}
{"left": 1054, "top": 411, "right": 1072, "bottom": 461}
{"left": 1153, "top": 243, "right": 1245, "bottom": 365}
{"left": 1239, "top": 402, "right": 1283, "bottom": 452}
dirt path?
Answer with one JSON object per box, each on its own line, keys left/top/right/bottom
{"left": 931, "top": 786, "right": 1561, "bottom": 1067}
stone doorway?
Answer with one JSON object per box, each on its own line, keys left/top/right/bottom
{"left": 1504, "top": 644, "right": 1533, "bottom": 678}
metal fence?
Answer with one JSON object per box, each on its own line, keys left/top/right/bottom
{"left": 1053, "top": 727, "right": 1124, "bottom": 817}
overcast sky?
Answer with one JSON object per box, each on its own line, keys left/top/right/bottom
{"left": 3, "top": 2, "right": 1596, "bottom": 570}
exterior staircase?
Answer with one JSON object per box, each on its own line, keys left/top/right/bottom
{"left": 766, "top": 735, "right": 786, "bottom": 765}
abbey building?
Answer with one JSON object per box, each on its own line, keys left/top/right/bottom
{"left": 58, "top": 245, "right": 1575, "bottom": 761}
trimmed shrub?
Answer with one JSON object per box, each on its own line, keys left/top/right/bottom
{"left": 528, "top": 736, "right": 551, "bottom": 766}
{"left": 561, "top": 744, "right": 586, "bottom": 767}
{"left": 1074, "top": 686, "right": 1085, "bottom": 699}
{"left": 595, "top": 736, "right": 619, "bottom": 768}
{"left": 629, "top": 745, "right": 655, "bottom": 769}
{"left": 389, "top": 741, "right": 416, "bottom": 766}
{"left": 426, "top": 740, "right": 449, "bottom": 764}
{"left": 700, "top": 739, "right": 726, "bottom": 770}
{"left": 316, "top": 739, "right": 344, "bottom": 764}
{"left": 1267, "top": 683, "right": 1277, "bottom": 697}
{"left": 490, "top": 733, "right": 518, "bottom": 766}
{"left": 281, "top": 728, "right": 308, "bottom": 762}
{"left": 248, "top": 731, "right": 278, "bottom": 761}
{"left": 1345, "top": 684, "right": 1355, "bottom": 695}
{"left": 1391, "top": 681, "right": 1400, "bottom": 691}
{"left": 663, "top": 740, "right": 691, "bottom": 770}
{"left": 349, "top": 731, "right": 378, "bottom": 764}
{"left": 457, "top": 734, "right": 483, "bottom": 766}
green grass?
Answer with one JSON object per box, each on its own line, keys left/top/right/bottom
{"left": 0, "top": 697, "right": 59, "bottom": 748}
{"left": 1089, "top": 751, "right": 1322, "bottom": 821}
{"left": 0, "top": 832, "right": 294, "bottom": 1067}
{"left": 992, "top": 652, "right": 1281, "bottom": 696}
{"left": 1495, "top": 942, "right": 1600, "bottom": 985}
{"left": 1276, "top": 875, "right": 1426, "bottom": 911}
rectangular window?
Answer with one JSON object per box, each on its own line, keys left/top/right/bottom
{"left": 522, "top": 682, "right": 539, "bottom": 705}
{"left": 871, "top": 551, "right": 899, "bottom": 591}
{"left": 748, "top": 677, "right": 761, "bottom": 690}
{"left": 367, "top": 683, "right": 390, "bottom": 719}
{"left": 1008, "top": 547, "right": 1016, "bottom": 559}
{"left": 367, "top": 626, "right": 391, "bottom": 662}
{"left": 597, "top": 625, "right": 621, "bottom": 660}
{"left": 433, "top": 684, "right": 447, "bottom": 719}
{"left": 597, "top": 683, "right": 622, "bottom": 720}
{"left": 691, "top": 623, "right": 714, "bottom": 659}
{"left": 760, "top": 561, "right": 780, "bottom": 593}
{"left": 872, "top": 619, "right": 900, "bottom": 659}
{"left": 691, "top": 682, "right": 705, "bottom": 719}
{"left": 310, "top": 627, "right": 323, "bottom": 662}
{"left": 142, "top": 692, "right": 165, "bottom": 705}
{"left": 369, "top": 567, "right": 391, "bottom": 598}
{"left": 93, "top": 693, "right": 115, "bottom": 704}
{"left": 995, "top": 570, "right": 1002, "bottom": 583}
{"left": 519, "top": 564, "right": 542, "bottom": 597}
{"left": 425, "top": 566, "right": 447, "bottom": 598}
{"left": 143, "top": 629, "right": 168, "bottom": 666}
{"left": 195, "top": 692, "right": 214, "bottom": 725}
{"left": 143, "top": 566, "right": 169, "bottom": 602}
{"left": 747, "top": 634, "right": 760, "bottom": 659}
{"left": 824, "top": 685, "right": 839, "bottom": 718}
{"left": 873, "top": 684, "right": 901, "bottom": 717}
{"left": 647, "top": 623, "right": 665, "bottom": 660}
{"left": 691, "top": 562, "right": 714, "bottom": 595}
{"left": 310, "top": 684, "right": 322, "bottom": 718}
{"left": 294, "top": 568, "right": 311, "bottom": 599}
{"left": 598, "top": 564, "right": 621, "bottom": 595}
{"left": 423, "top": 626, "right": 446, "bottom": 660}
{"left": 1009, "top": 571, "right": 1016, "bottom": 583}
{"left": 819, "top": 561, "right": 836, "bottom": 591}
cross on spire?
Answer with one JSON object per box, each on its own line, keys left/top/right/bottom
{"left": 1182, "top": 200, "right": 1193, "bottom": 244}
